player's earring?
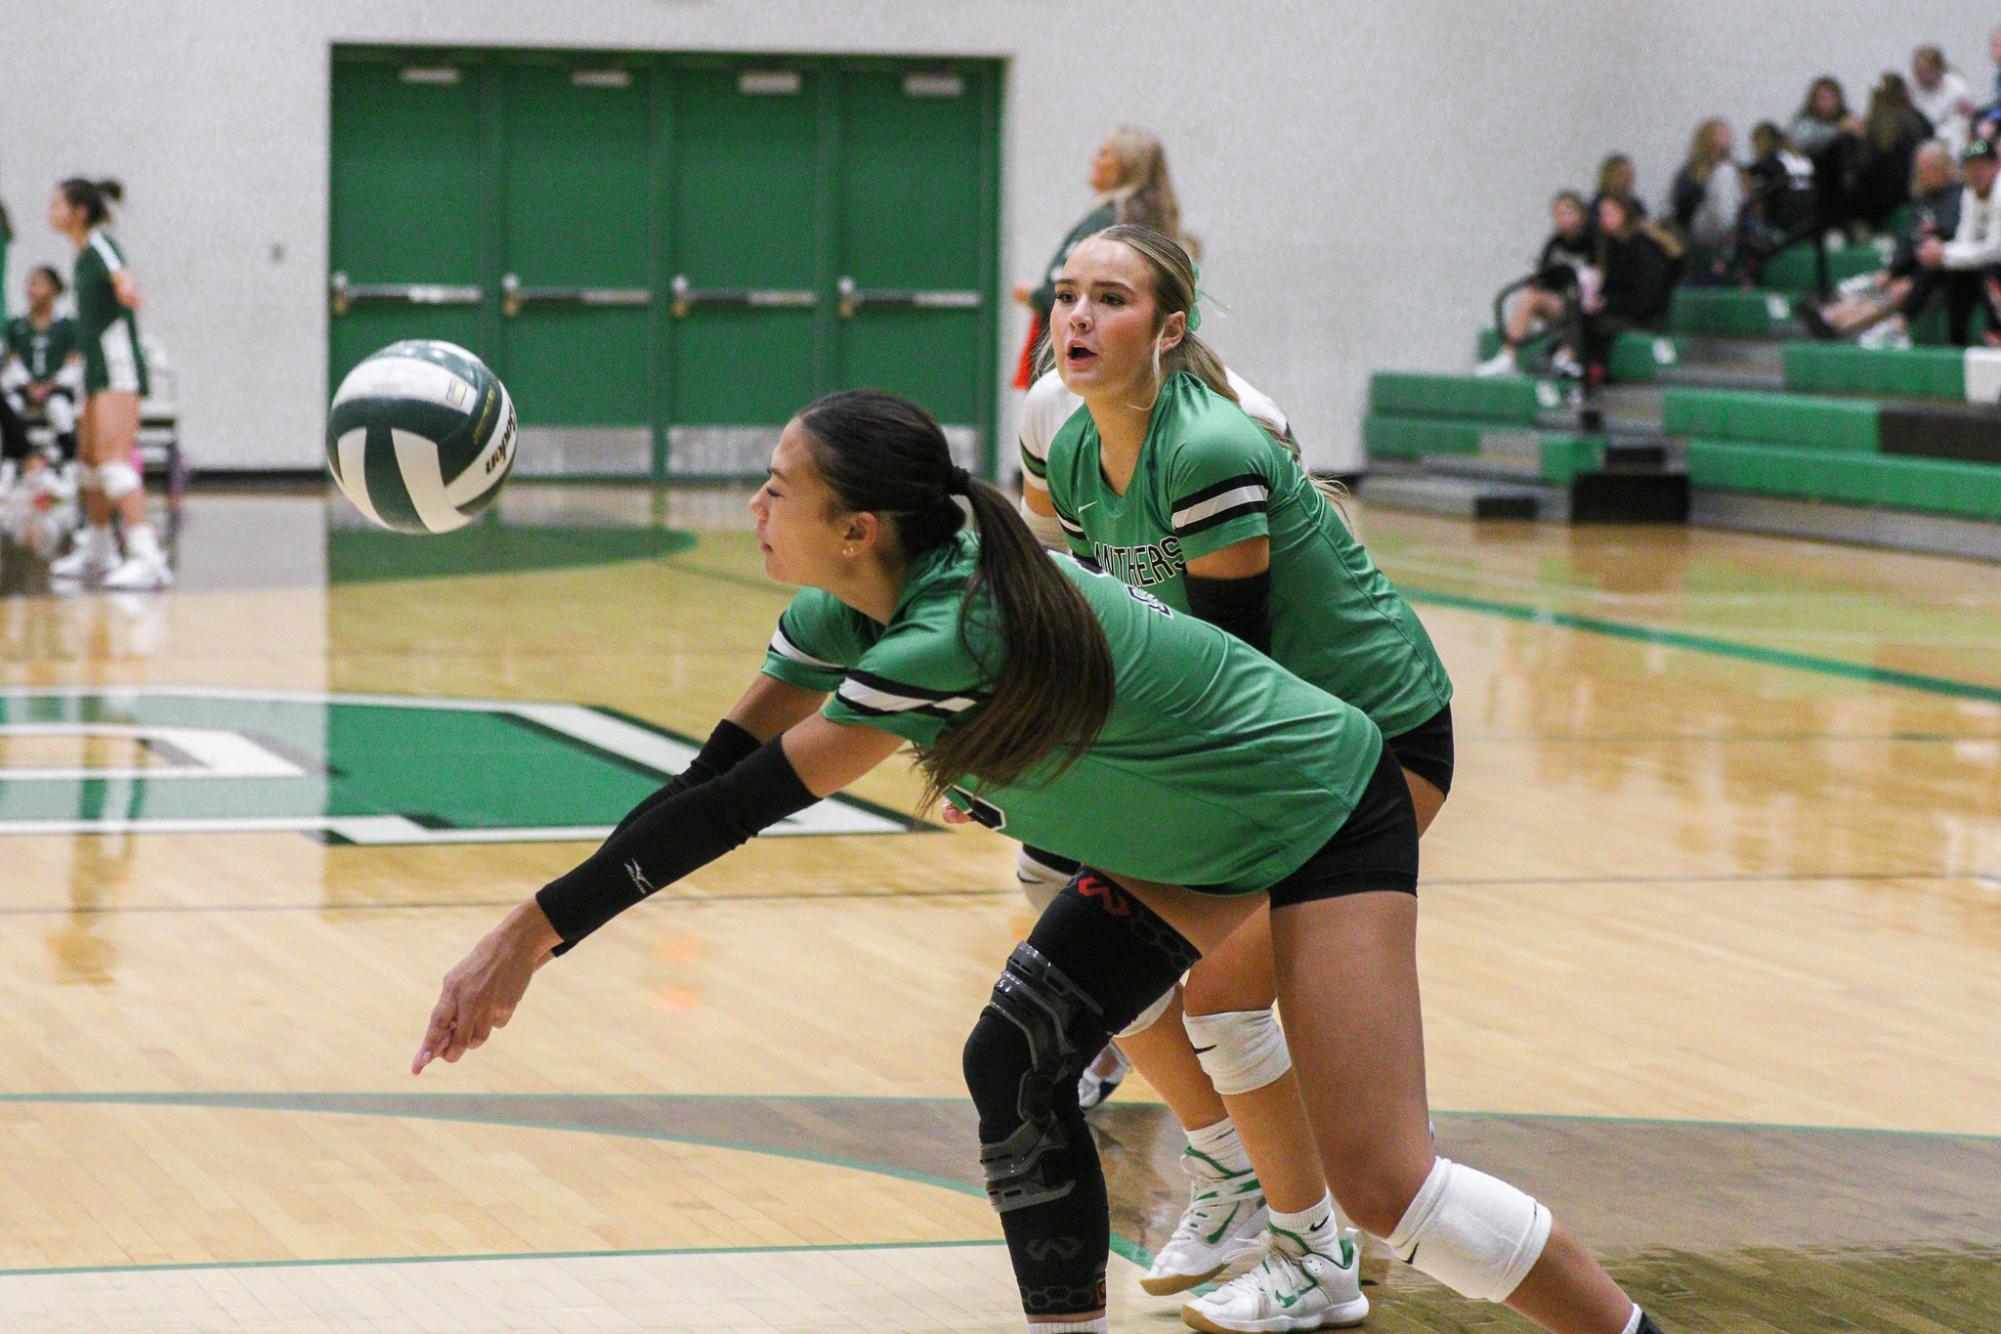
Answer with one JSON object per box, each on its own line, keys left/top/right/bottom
{"left": 843, "top": 544, "right": 856, "bottom": 558}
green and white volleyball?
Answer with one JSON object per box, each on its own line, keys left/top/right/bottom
{"left": 326, "top": 341, "right": 517, "bottom": 534}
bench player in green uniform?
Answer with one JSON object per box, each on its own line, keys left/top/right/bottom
{"left": 48, "top": 177, "right": 172, "bottom": 590}
{"left": 1025, "top": 224, "right": 1458, "bottom": 1329}
{"left": 1, "top": 266, "right": 83, "bottom": 496}
{"left": 413, "top": 390, "right": 1661, "bottom": 1334}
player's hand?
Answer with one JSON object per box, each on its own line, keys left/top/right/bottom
{"left": 1011, "top": 284, "right": 1033, "bottom": 306}
{"left": 940, "top": 803, "right": 975, "bottom": 825}
{"left": 1918, "top": 237, "right": 1946, "bottom": 268}
{"left": 412, "top": 901, "right": 560, "bottom": 1074}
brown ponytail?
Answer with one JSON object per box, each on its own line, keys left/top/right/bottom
{"left": 797, "top": 390, "right": 1114, "bottom": 810}
{"left": 58, "top": 177, "right": 123, "bottom": 227}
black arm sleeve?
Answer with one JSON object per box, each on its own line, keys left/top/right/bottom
{"left": 537, "top": 737, "right": 817, "bottom": 952}
{"left": 1184, "top": 571, "right": 1273, "bottom": 656}
{"left": 608, "top": 719, "right": 762, "bottom": 839}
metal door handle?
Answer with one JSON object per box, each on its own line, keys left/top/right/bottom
{"left": 836, "top": 276, "right": 982, "bottom": 318}
{"left": 501, "top": 274, "right": 652, "bottom": 317}
{"left": 329, "top": 271, "right": 483, "bottom": 316}
{"left": 669, "top": 274, "right": 818, "bottom": 318}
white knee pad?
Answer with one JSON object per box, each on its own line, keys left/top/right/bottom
{"left": 1383, "top": 1157, "right": 1552, "bottom": 1302}
{"left": 1181, "top": 1007, "right": 1291, "bottom": 1095}
{"left": 1015, "top": 845, "right": 1071, "bottom": 914}
{"left": 1116, "top": 983, "right": 1177, "bottom": 1039}
{"left": 97, "top": 461, "right": 142, "bottom": 501}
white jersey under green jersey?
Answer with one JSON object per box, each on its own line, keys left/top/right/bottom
{"left": 1029, "top": 370, "right": 1451, "bottom": 739}
{"left": 759, "top": 530, "right": 1384, "bottom": 894}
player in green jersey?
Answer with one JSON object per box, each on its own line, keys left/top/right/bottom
{"left": 1, "top": 265, "right": 84, "bottom": 498}
{"left": 47, "top": 178, "right": 171, "bottom": 591}
{"left": 1024, "top": 224, "right": 1461, "bottom": 1327}
{"left": 413, "top": 390, "right": 1660, "bottom": 1334}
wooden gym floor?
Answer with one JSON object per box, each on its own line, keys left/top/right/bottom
{"left": 1, "top": 486, "right": 1996, "bottom": 1332}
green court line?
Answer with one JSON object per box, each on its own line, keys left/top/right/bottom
{"left": 1402, "top": 584, "right": 2001, "bottom": 705}
{"left": 659, "top": 541, "right": 2001, "bottom": 707}
{"left": 8, "top": 1088, "right": 1995, "bottom": 1143}
{"left": 0, "top": 1238, "right": 1001, "bottom": 1282}
{"left": 0, "top": 1088, "right": 1160, "bottom": 1280}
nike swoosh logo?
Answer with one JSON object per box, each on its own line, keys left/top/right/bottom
{"left": 1309, "top": 1218, "right": 1329, "bottom": 1231}
{"left": 1192, "top": 1044, "right": 1216, "bottom": 1054}
{"left": 1202, "top": 1203, "right": 1241, "bottom": 1245}
{"left": 1078, "top": 500, "right": 1098, "bottom": 511}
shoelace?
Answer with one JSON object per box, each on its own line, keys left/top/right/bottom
{"left": 1223, "top": 1234, "right": 1314, "bottom": 1308}
{"left": 1166, "top": 1154, "right": 1259, "bottom": 1243}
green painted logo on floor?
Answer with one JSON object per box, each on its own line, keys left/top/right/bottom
{"left": 0, "top": 688, "right": 920, "bottom": 842}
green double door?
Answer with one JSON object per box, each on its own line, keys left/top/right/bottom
{"left": 329, "top": 52, "right": 1000, "bottom": 480}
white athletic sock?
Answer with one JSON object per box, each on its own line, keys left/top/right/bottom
{"left": 124, "top": 523, "right": 161, "bottom": 562}
{"left": 84, "top": 524, "right": 116, "bottom": 558}
{"left": 1619, "top": 1305, "right": 1644, "bottom": 1334}
{"left": 1269, "top": 1190, "right": 1339, "bottom": 1255}
{"left": 1028, "top": 1318, "right": 1107, "bottom": 1334}
{"left": 1185, "top": 1117, "right": 1252, "bottom": 1174}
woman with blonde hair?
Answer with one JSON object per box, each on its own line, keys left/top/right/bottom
{"left": 1013, "top": 128, "right": 1190, "bottom": 388}
{"left": 1668, "top": 119, "right": 1745, "bottom": 251}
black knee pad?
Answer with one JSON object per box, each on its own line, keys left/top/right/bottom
{"left": 965, "top": 941, "right": 1102, "bottom": 1213}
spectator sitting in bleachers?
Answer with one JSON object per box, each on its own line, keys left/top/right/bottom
{"left": 1886, "top": 135, "right": 2001, "bottom": 347}
{"left": 0, "top": 265, "right": 81, "bottom": 501}
{"left": 1911, "top": 45, "right": 1975, "bottom": 150}
{"left": 1791, "top": 75, "right": 1864, "bottom": 234}
{"left": 1848, "top": 73, "right": 1935, "bottom": 234}
{"left": 1722, "top": 121, "right": 1818, "bottom": 285}
{"left": 1669, "top": 119, "right": 1747, "bottom": 283}
{"left": 1475, "top": 190, "right": 1594, "bottom": 378}
{"left": 1587, "top": 153, "right": 1647, "bottom": 244}
{"left": 1581, "top": 193, "right": 1678, "bottom": 382}
{"left": 1800, "top": 140, "right": 1958, "bottom": 347}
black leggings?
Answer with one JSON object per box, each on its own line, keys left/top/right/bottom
{"left": 964, "top": 874, "right": 1200, "bottom": 1318}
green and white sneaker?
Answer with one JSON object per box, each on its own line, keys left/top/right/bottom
{"left": 1141, "top": 1149, "right": 1268, "bottom": 1296}
{"left": 1180, "top": 1228, "right": 1369, "bottom": 1333}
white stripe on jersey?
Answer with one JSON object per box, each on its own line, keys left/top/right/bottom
{"left": 836, "top": 678, "right": 978, "bottom": 715}
{"left": 1055, "top": 510, "right": 1086, "bottom": 535}
{"left": 1172, "top": 482, "right": 1270, "bottom": 531}
{"left": 89, "top": 229, "right": 126, "bottom": 274}
{"left": 769, "top": 625, "right": 841, "bottom": 670}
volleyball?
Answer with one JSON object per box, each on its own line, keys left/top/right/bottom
{"left": 326, "top": 340, "right": 517, "bottom": 534}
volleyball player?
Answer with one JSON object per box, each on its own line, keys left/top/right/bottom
{"left": 48, "top": 178, "right": 171, "bottom": 591}
{"left": 1019, "top": 224, "right": 1458, "bottom": 1328}
{"left": 414, "top": 389, "right": 1662, "bottom": 1334}
{"left": 1, "top": 266, "right": 83, "bottom": 500}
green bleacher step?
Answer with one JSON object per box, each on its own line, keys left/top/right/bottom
{"left": 1760, "top": 244, "right": 1887, "bottom": 295}
{"left": 1669, "top": 288, "right": 1795, "bottom": 336}
{"left": 1475, "top": 330, "right": 1685, "bottom": 381}
{"left": 1661, "top": 387, "right": 1879, "bottom": 451}
{"left": 1687, "top": 440, "right": 2001, "bottom": 519}
{"left": 1369, "top": 372, "right": 1556, "bottom": 424}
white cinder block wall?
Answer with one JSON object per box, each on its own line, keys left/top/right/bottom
{"left": 3, "top": 0, "right": 1991, "bottom": 471}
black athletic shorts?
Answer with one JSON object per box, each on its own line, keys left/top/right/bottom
{"left": 1384, "top": 702, "right": 1454, "bottom": 797}
{"left": 1264, "top": 741, "right": 1421, "bottom": 909}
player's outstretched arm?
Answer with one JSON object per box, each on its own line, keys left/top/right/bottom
{"left": 411, "top": 714, "right": 901, "bottom": 1075}
{"left": 608, "top": 675, "right": 827, "bottom": 840}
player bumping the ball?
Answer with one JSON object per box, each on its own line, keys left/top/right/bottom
{"left": 1016, "top": 223, "right": 1464, "bottom": 1330}
{"left": 413, "top": 389, "right": 1662, "bottom": 1334}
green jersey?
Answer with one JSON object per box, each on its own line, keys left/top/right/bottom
{"left": 4, "top": 315, "right": 79, "bottom": 383}
{"left": 74, "top": 229, "right": 147, "bottom": 397}
{"left": 75, "top": 230, "right": 135, "bottom": 340}
{"left": 760, "top": 531, "right": 1383, "bottom": 893}
{"left": 1032, "top": 371, "right": 1452, "bottom": 739}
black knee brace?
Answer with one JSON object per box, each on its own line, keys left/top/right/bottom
{"left": 963, "top": 871, "right": 1202, "bottom": 1318}
{"left": 966, "top": 941, "right": 1102, "bottom": 1213}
